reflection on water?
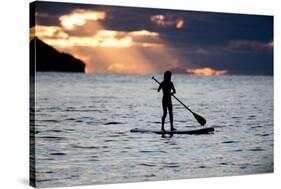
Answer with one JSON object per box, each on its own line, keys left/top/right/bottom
{"left": 34, "top": 73, "right": 273, "bottom": 187}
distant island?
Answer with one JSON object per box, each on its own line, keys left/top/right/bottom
{"left": 30, "top": 37, "right": 85, "bottom": 72}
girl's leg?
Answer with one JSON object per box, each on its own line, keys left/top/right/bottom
{"left": 162, "top": 101, "right": 167, "bottom": 131}
{"left": 168, "top": 102, "right": 175, "bottom": 130}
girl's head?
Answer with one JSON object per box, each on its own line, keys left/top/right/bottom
{"left": 164, "top": 70, "right": 172, "bottom": 81}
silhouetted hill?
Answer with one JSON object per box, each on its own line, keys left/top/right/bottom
{"left": 30, "top": 37, "right": 85, "bottom": 72}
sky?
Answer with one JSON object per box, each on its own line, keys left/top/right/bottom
{"left": 30, "top": 1, "right": 273, "bottom": 75}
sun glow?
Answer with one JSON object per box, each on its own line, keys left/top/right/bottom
{"left": 32, "top": 8, "right": 183, "bottom": 74}
{"left": 186, "top": 67, "right": 227, "bottom": 76}
{"left": 129, "top": 30, "right": 159, "bottom": 36}
{"left": 32, "top": 26, "right": 162, "bottom": 49}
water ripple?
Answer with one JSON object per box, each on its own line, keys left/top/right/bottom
{"left": 222, "top": 140, "right": 240, "bottom": 144}
{"left": 248, "top": 148, "right": 265, "bottom": 152}
{"left": 72, "top": 145, "right": 99, "bottom": 149}
{"left": 139, "top": 163, "right": 156, "bottom": 167}
{"left": 49, "top": 152, "right": 66, "bottom": 156}
{"left": 104, "top": 122, "right": 124, "bottom": 125}
{"left": 39, "top": 136, "right": 66, "bottom": 140}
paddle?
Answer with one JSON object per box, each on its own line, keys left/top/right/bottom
{"left": 152, "top": 76, "right": 207, "bottom": 126}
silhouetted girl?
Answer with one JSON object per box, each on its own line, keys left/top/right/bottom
{"left": 157, "top": 71, "right": 176, "bottom": 132}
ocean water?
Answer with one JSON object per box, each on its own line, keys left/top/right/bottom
{"left": 33, "top": 73, "right": 273, "bottom": 188}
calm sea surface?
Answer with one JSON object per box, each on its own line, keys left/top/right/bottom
{"left": 34, "top": 73, "right": 273, "bottom": 187}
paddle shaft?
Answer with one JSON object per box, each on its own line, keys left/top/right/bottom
{"left": 152, "top": 77, "right": 194, "bottom": 114}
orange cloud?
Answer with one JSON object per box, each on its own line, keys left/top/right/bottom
{"left": 31, "top": 25, "right": 69, "bottom": 39}
{"left": 150, "top": 15, "right": 166, "bottom": 26}
{"left": 31, "top": 8, "right": 184, "bottom": 74}
{"left": 176, "top": 19, "right": 184, "bottom": 29}
{"left": 59, "top": 9, "right": 106, "bottom": 30}
{"left": 33, "top": 27, "right": 161, "bottom": 48}
{"left": 150, "top": 14, "right": 184, "bottom": 29}
{"left": 31, "top": 25, "right": 181, "bottom": 74}
{"left": 186, "top": 67, "right": 227, "bottom": 76}
{"left": 129, "top": 30, "right": 159, "bottom": 37}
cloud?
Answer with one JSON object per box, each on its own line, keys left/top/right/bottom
{"left": 194, "top": 48, "right": 209, "bottom": 55}
{"left": 59, "top": 9, "right": 106, "bottom": 30}
{"left": 32, "top": 25, "right": 162, "bottom": 49}
{"left": 129, "top": 30, "right": 159, "bottom": 37}
{"left": 35, "top": 12, "right": 50, "bottom": 18}
{"left": 33, "top": 8, "right": 163, "bottom": 49}
{"left": 150, "top": 14, "right": 184, "bottom": 29}
{"left": 32, "top": 3, "right": 273, "bottom": 75}
{"left": 176, "top": 19, "right": 184, "bottom": 29}
{"left": 186, "top": 67, "right": 227, "bottom": 76}
{"left": 225, "top": 40, "right": 273, "bottom": 53}
{"left": 32, "top": 25, "right": 69, "bottom": 39}
{"left": 31, "top": 12, "right": 182, "bottom": 74}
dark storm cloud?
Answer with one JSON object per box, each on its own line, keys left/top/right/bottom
{"left": 32, "top": 1, "right": 273, "bottom": 75}
{"left": 159, "top": 12, "right": 273, "bottom": 46}
{"left": 180, "top": 51, "right": 273, "bottom": 75}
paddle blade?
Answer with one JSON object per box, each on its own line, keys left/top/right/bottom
{"left": 193, "top": 112, "right": 207, "bottom": 126}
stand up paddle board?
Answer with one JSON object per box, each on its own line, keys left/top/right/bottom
{"left": 130, "top": 127, "right": 214, "bottom": 135}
